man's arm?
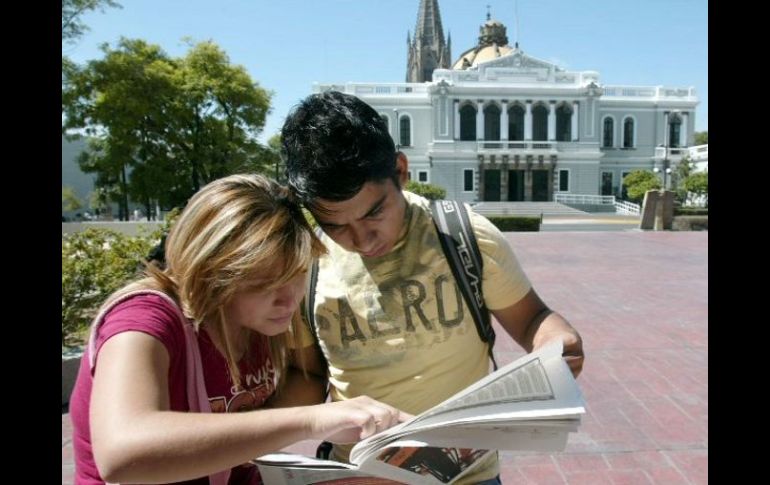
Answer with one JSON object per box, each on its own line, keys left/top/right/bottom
{"left": 491, "top": 288, "right": 584, "bottom": 377}
{"left": 265, "top": 343, "right": 328, "bottom": 408}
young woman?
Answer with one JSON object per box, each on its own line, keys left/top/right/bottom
{"left": 69, "top": 174, "right": 408, "bottom": 484}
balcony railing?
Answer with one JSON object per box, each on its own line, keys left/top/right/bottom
{"left": 477, "top": 141, "right": 555, "bottom": 151}
{"left": 653, "top": 146, "right": 687, "bottom": 160}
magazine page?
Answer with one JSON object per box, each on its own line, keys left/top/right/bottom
{"left": 253, "top": 454, "right": 399, "bottom": 485}
{"left": 356, "top": 441, "right": 492, "bottom": 485}
{"left": 401, "top": 421, "right": 578, "bottom": 451}
{"left": 256, "top": 465, "right": 399, "bottom": 485}
{"left": 351, "top": 341, "right": 584, "bottom": 463}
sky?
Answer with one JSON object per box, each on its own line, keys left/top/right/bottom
{"left": 64, "top": 0, "right": 708, "bottom": 143}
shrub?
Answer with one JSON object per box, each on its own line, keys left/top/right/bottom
{"left": 405, "top": 181, "right": 446, "bottom": 200}
{"left": 487, "top": 216, "right": 541, "bottom": 232}
{"left": 62, "top": 228, "right": 159, "bottom": 347}
{"left": 675, "top": 207, "right": 708, "bottom": 216}
{"left": 623, "top": 170, "right": 662, "bottom": 203}
{"left": 672, "top": 216, "right": 708, "bottom": 231}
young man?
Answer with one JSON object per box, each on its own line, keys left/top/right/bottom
{"left": 281, "top": 91, "right": 584, "bottom": 484}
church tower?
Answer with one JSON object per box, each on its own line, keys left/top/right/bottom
{"left": 406, "top": 0, "right": 451, "bottom": 82}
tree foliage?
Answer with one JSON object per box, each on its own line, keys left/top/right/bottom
{"left": 622, "top": 170, "right": 661, "bottom": 203}
{"left": 62, "top": 0, "right": 122, "bottom": 45}
{"left": 62, "top": 186, "right": 83, "bottom": 212}
{"left": 683, "top": 171, "right": 708, "bottom": 207}
{"left": 62, "top": 39, "right": 274, "bottom": 218}
{"left": 694, "top": 131, "right": 708, "bottom": 145}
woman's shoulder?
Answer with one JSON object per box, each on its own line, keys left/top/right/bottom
{"left": 97, "top": 292, "right": 187, "bottom": 352}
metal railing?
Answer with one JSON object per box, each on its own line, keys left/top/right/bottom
{"left": 554, "top": 193, "right": 615, "bottom": 205}
{"left": 614, "top": 199, "right": 641, "bottom": 215}
{"left": 554, "top": 193, "right": 640, "bottom": 215}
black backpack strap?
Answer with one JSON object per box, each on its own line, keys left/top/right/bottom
{"left": 303, "top": 249, "right": 332, "bottom": 399}
{"left": 304, "top": 257, "right": 321, "bottom": 343}
{"left": 431, "top": 200, "right": 497, "bottom": 370}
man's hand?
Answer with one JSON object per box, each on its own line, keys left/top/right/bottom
{"left": 534, "top": 329, "right": 584, "bottom": 378}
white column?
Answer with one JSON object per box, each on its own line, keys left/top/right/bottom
{"left": 476, "top": 100, "right": 484, "bottom": 140}
{"left": 501, "top": 101, "right": 509, "bottom": 141}
{"left": 682, "top": 112, "right": 689, "bottom": 147}
{"left": 548, "top": 101, "right": 556, "bottom": 141}
{"left": 524, "top": 101, "right": 533, "bottom": 140}
{"left": 571, "top": 101, "right": 579, "bottom": 141}
{"left": 454, "top": 100, "right": 460, "bottom": 139}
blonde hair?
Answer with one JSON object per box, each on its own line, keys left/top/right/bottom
{"left": 102, "top": 174, "right": 325, "bottom": 392}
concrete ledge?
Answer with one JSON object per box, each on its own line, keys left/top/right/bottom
{"left": 62, "top": 351, "right": 83, "bottom": 406}
{"left": 62, "top": 221, "right": 164, "bottom": 236}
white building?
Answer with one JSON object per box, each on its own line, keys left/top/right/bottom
{"left": 314, "top": 0, "right": 700, "bottom": 203}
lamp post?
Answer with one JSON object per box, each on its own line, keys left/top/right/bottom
{"left": 653, "top": 151, "right": 671, "bottom": 190}
{"left": 654, "top": 110, "right": 672, "bottom": 191}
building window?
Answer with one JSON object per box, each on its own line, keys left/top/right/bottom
{"left": 601, "top": 171, "right": 613, "bottom": 196}
{"left": 603, "top": 117, "right": 614, "bottom": 148}
{"left": 380, "top": 114, "right": 390, "bottom": 131}
{"left": 484, "top": 104, "right": 501, "bottom": 141}
{"left": 556, "top": 104, "right": 572, "bottom": 141}
{"left": 532, "top": 104, "right": 548, "bottom": 141}
{"left": 558, "top": 169, "right": 569, "bottom": 192}
{"left": 459, "top": 104, "right": 476, "bottom": 140}
{"left": 623, "top": 117, "right": 635, "bottom": 148}
{"left": 418, "top": 170, "right": 429, "bottom": 183}
{"left": 407, "top": 171, "right": 412, "bottom": 181}
{"left": 508, "top": 104, "right": 525, "bottom": 141}
{"left": 463, "top": 169, "right": 474, "bottom": 192}
{"left": 668, "top": 113, "right": 682, "bottom": 148}
{"left": 399, "top": 115, "right": 411, "bottom": 147}
{"left": 621, "top": 171, "right": 631, "bottom": 199}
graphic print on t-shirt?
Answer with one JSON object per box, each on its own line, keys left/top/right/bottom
{"left": 209, "top": 359, "right": 276, "bottom": 413}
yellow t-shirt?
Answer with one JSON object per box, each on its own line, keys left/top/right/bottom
{"left": 302, "top": 191, "right": 532, "bottom": 483}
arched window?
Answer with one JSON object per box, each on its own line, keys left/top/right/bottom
{"left": 532, "top": 104, "right": 548, "bottom": 141}
{"left": 556, "top": 104, "right": 573, "bottom": 142}
{"left": 380, "top": 114, "right": 390, "bottom": 132}
{"left": 668, "top": 113, "right": 682, "bottom": 148}
{"left": 399, "top": 115, "right": 411, "bottom": 147}
{"left": 508, "top": 104, "right": 525, "bottom": 141}
{"left": 459, "top": 104, "right": 477, "bottom": 141}
{"left": 484, "top": 104, "right": 501, "bottom": 141}
{"left": 623, "top": 117, "right": 635, "bottom": 148}
{"left": 603, "top": 117, "right": 614, "bottom": 148}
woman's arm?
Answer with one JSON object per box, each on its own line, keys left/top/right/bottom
{"left": 90, "top": 331, "right": 406, "bottom": 484}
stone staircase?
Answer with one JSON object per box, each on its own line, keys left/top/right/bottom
{"left": 470, "top": 201, "right": 588, "bottom": 217}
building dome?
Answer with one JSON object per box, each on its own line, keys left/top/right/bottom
{"left": 452, "top": 16, "right": 514, "bottom": 70}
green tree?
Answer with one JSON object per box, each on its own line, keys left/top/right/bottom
{"left": 672, "top": 155, "right": 694, "bottom": 204}
{"left": 406, "top": 180, "right": 447, "bottom": 200}
{"left": 63, "top": 39, "right": 273, "bottom": 213}
{"left": 262, "top": 133, "right": 284, "bottom": 181}
{"left": 62, "top": 0, "right": 122, "bottom": 45}
{"left": 169, "top": 40, "right": 272, "bottom": 192}
{"left": 694, "top": 131, "right": 708, "bottom": 145}
{"left": 64, "top": 39, "right": 178, "bottom": 219}
{"left": 683, "top": 171, "right": 708, "bottom": 207}
{"left": 622, "top": 170, "right": 661, "bottom": 203}
{"left": 62, "top": 1, "right": 122, "bottom": 116}
{"left": 62, "top": 186, "right": 83, "bottom": 213}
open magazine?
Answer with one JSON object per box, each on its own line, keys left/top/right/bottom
{"left": 253, "top": 341, "right": 584, "bottom": 484}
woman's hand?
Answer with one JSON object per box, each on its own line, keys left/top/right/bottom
{"left": 306, "top": 396, "right": 413, "bottom": 443}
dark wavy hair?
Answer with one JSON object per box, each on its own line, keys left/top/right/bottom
{"left": 281, "top": 91, "right": 398, "bottom": 210}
